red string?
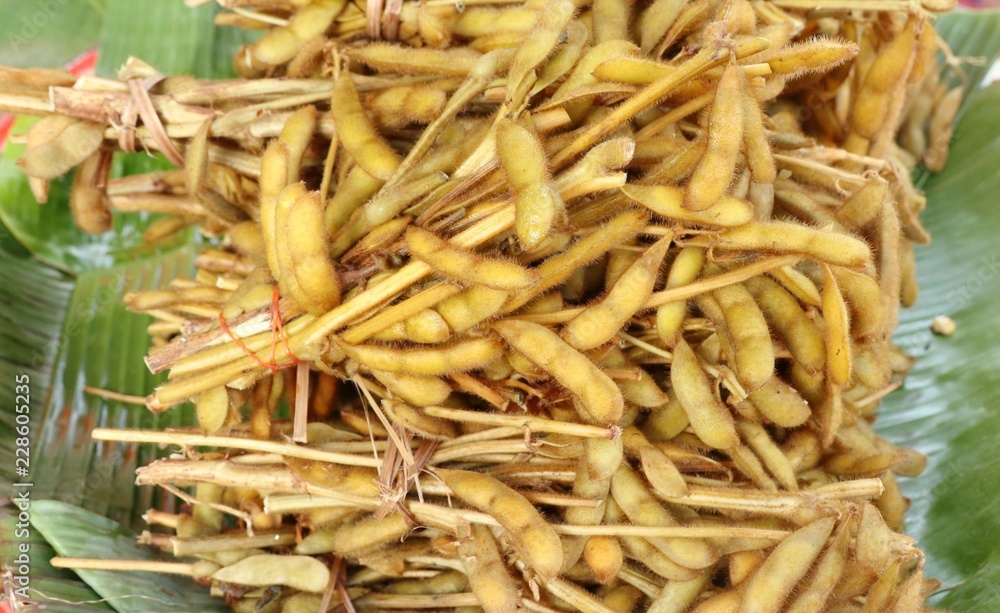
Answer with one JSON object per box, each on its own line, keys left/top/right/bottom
{"left": 219, "top": 287, "right": 304, "bottom": 374}
{"left": 271, "top": 285, "right": 303, "bottom": 365}
{"left": 219, "top": 312, "right": 277, "bottom": 374}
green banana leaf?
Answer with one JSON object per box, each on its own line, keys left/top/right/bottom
{"left": 30, "top": 500, "right": 228, "bottom": 613}
{"left": 1, "top": 505, "right": 113, "bottom": 611}
{"left": 0, "top": 1, "right": 105, "bottom": 69}
{"left": 879, "top": 81, "right": 1000, "bottom": 610}
{"left": 2, "top": 5, "right": 1000, "bottom": 613}
{"left": 0, "top": 1, "right": 255, "bottom": 609}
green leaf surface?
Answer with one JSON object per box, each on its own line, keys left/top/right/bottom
{"left": 97, "top": 0, "right": 259, "bottom": 79}
{"left": 878, "top": 21, "right": 1000, "bottom": 611}
{"left": 935, "top": 11, "right": 1000, "bottom": 101}
{"left": 27, "top": 249, "right": 201, "bottom": 531}
{"left": 0, "top": 134, "right": 191, "bottom": 273}
{"left": 0, "top": 248, "right": 74, "bottom": 496}
{"left": 0, "top": 3, "right": 252, "bottom": 609}
{"left": 30, "top": 500, "right": 229, "bottom": 613}
{"left": 0, "top": 503, "right": 110, "bottom": 611}
{"left": 0, "top": 0, "right": 104, "bottom": 69}
{"left": 0, "top": 0, "right": 257, "bottom": 274}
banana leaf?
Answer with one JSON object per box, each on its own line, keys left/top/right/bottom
{"left": 2, "top": 5, "right": 1000, "bottom": 613}
{"left": 879, "top": 79, "right": 1000, "bottom": 610}
{"left": 0, "top": 1, "right": 254, "bottom": 609}
{"left": 0, "top": 0, "right": 104, "bottom": 69}
{"left": 29, "top": 500, "right": 228, "bottom": 613}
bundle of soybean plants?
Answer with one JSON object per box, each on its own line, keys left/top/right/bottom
{"left": 0, "top": 0, "right": 967, "bottom": 610}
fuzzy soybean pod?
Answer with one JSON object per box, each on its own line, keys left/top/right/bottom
{"left": 642, "top": 137, "right": 707, "bottom": 186}
{"left": 554, "top": 40, "right": 640, "bottom": 123}
{"left": 505, "top": 208, "right": 649, "bottom": 312}
{"left": 331, "top": 513, "right": 412, "bottom": 556}
{"left": 603, "top": 586, "right": 642, "bottom": 613}
{"left": 70, "top": 150, "right": 113, "bottom": 234}
{"left": 641, "top": 394, "right": 689, "bottom": 442}
{"left": 438, "top": 468, "right": 563, "bottom": 580}
{"left": 685, "top": 61, "right": 744, "bottom": 212}
{"left": 712, "top": 221, "right": 872, "bottom": 268}
{"left": 380, "top": 398, "right": 457, "bottom": 440}
{"left": 258, "top": 141, "right": 290, "bottom": 278}
{"left": 712, "top": 283, "right": 775, "bottom": 392}
{"left": 584, "top": 536, "right": 624, "bottom": 585}
{"left": 621, "top": 426, "right": 688, "bottom": 497}
{"left": 744, "top": 376, "right": 810, "bottom": 429}
{"left": 279, "top": 190, "right": 342, "bottom": 315}
{"left": 563, "top": 235, "right": 672, "bottom": 350}
{"left": 850, "top": 22, "right": 918, "bottom": 141}
{"left": 821, "top": 264, "right": 852, "bottom": 387}
{"left": 655, "top": 246, "right": 706, "bottom": 345}
{"left": 647, "top": 570, "right": 713, "bottom": 613}
{"left": 228, "top": 221, "right": 265, "bottom": 266}
{"left": 270, "top": 181, "right": 309, "bottom": 305}
{"left": 621, "top": 185, "right": 753, "bottom": 227}
{"left": 330, "top": 172, "right": 448, "bottom": 257}
{"left": 343, "top": 216, "right": 412, "bottom": 262}
{"left": 533, "top": 20, "right": 589, "bottom": 94}
{"left": 249, "top": 0, "right": 345, "bottom": 66}
{"left": 740, "top": 517, "right": 836, "bottom": 613}
{"left": 497, "top": 117, "right": 566, "bottom": 251}
{"left": 737, "top": 420, "right": 798, "bottom": 491}
{"left": 381, "top": 570, "right": 469, "bottom": 595}
{"left": 925, "top": 85, "right": 963, "bottom": 172}
{"left": 592, "top": 0, "right": 631, "bottom": 43}
{"left": 331, "top": 72, "right": 401, "bottom": 181}
{"left": 604, "top": 248, "right": 641, "bottom": 291}
{"left": 436, "top": 285, "right": 509, "bottom": 332}
{"left": 601, "top": 348, "right": 669, "bottom": 409}
{"left": 211, "top": 554, "right": 330, "bottom": 593}
{"left": 784, "top": 519, "right": 851, "bottom": 613}
{"left": 367, "top": 85, "right": 448, "bottom": 129}
{"left": 370, "top": 370, "right": 452, "bottom": 407}
{"left": 452, "top": 5, "right": 536, "bottom": 36}
{"left": 638, "top": 0, "right": 685, "bottom": 53}
{"left": 565, "top": 437, "right": 624, "bottom": 560}
{"left": 743, "top": 275, "right": 825, "bottom": 374}
{"left": 406, "top": 226, "right": 540, "bottom": 290}
{"left": 878, "top": 200, "right": 903, "bottom": 331}
{"left": 610, "top": 464, "right": 718, "bottom": 569}
{"left": 196, "top": 385, "right": 230, "bottom": 435}
{"left": 17, "top": 115, "right": 104, "bottom": 180}
{"left": 347, "top": 44, "right": 483, "bottom": 76}
{"left": 612, "top": 506, "right": 689, "bottom": 577}
{"left": 740, "top": 71, "right": 776, "bottom": 185}
{"left": 830, "top": 266, "right": 884, "bottom": 339}
{"left": 835, "top": 176, "right": 888, "bottom": 230}
{"left": 506, "top": 0, "right": 575, "bottom": 104}
{"left": 338, "top": 336, "right": 503, "bottom": 376}
{"left": 670, "top": 338, "right": 739, "bottom": 449}
{"left": 493, "top": 319, "right": 624, "bottom": 425}
{"left": 458, "top": 524, "right": 522, "bottom": 613}
{"left": 758, "top": 37, "right": 859, "bottom": 80}
{"left": 285, "top": 456, "right": 380, "bottom": 501}
{"left": 769, "top": 265, "right": 821, "bottom": 307}
{"left": 277, "top": 105, "right": 317, "bottom": 184}
{"left": 324, "top": 165, "right": 384, "bottom": 234}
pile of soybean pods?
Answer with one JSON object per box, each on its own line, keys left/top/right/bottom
{"left": 6, "top": 0, "right": 965, "bottom": 610}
